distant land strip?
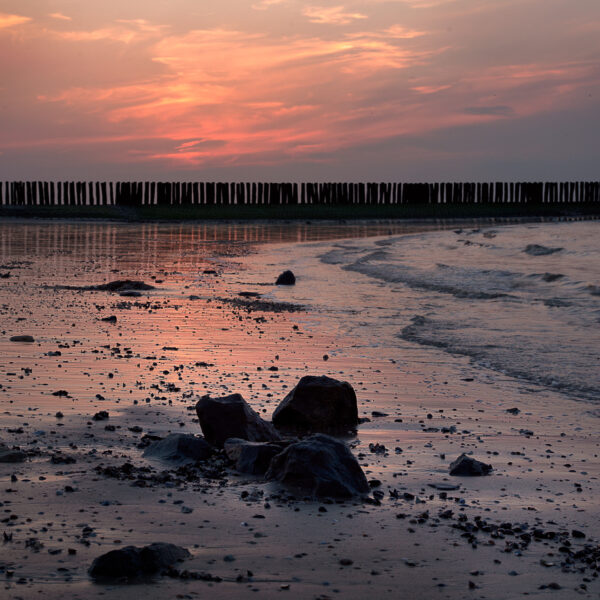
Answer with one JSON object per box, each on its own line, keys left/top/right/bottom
{"left": 1, "top": 181, "right": 599, "bottom": 220}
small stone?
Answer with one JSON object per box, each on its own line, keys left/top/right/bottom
{"left": 449, "top": 454, "right": 492, "bottom": 476}
{"left": 275, "top": 270, "right": 295, "bottom": 285}
{"left": 0, "top": 444, "right": 27, "bottom": 463}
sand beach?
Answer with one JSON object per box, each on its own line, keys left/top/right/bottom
{"left": 1, "top": 218, "right": 599, "bottom": 599}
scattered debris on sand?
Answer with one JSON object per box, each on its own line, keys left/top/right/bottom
{"left": 216, "top": 296, "right": 305, "bottom": 313}
{"left": 52, "top": 279, "right": 156, "bottom": 292}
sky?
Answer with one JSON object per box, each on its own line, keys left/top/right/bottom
{"left": 0, "top": 0, "right": 599, "bottom": 181}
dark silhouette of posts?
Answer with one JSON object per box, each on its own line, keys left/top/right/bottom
{"left": 0, "top": 180, "right": 599, "bottom": 210}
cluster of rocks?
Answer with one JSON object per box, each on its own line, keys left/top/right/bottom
{"left": 142, "top": 375, "right": 369, "bottom": 499}
{"left": 139, "top": 374, "right": 494, "bottom": 500}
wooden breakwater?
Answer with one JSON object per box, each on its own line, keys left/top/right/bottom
{"left": 1, "top": 181, "right": 600, "bottom": 207}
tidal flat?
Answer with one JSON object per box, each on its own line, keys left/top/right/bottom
{"left": 1, "top": 219, "right": 599, "bottom": 599}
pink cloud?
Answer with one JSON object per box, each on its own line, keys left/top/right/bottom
{"left": 49, "top": 13, "right": 72, "bottom": 22}
{"left": 303, "top": 6, "right": 368, "bottom": 25}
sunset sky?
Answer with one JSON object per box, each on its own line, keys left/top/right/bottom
{"left": 1, "top": 0, "right": 598, "bottom": 181}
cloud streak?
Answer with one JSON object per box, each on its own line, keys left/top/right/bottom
{"left": 302, "top": 6, "right": 368, "bottom": 25}
{"left": 0, "top": 13, "right": 31, "bottom": 29}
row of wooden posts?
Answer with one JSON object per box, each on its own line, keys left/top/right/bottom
{"left": 1, "top": 181, "right": 600, "bottom": 207}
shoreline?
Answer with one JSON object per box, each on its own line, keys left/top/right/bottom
{"left": 1, "top": 202, "right": 599, "bottom": 222}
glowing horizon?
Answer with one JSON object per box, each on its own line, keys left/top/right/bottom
{"left": 1, "top": 1, "right": 598, "bottom": 181}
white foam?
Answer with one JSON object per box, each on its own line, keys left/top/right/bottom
{"left": 319, "top": 221, "right": 600, "bottom": 401}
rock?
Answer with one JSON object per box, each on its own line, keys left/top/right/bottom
{"left": 272, "top": 375, "right": 358, "bottom": 433}
{"left": 275, "top": 270, "right": 296, "bottom": 285}
{"left": 92, "top": 280, "right": 155, "bottom": 292}
{"left": 9, "top": 335, "right": 34, "bottom": 343}
{"left": 224, "top": 438, "right": 290, "bottom": 475}
{"left": 265, "top": 433, "right": 369, "bottom": 498}
{"left": 101, "top": 316, "right": 117, "bottom": 323}
{"left": 0, "top": 444, "right": 27, "bottom": 463}
{"left": 506, "top": 407, "right": 520, "bottom": 415}
{"left": 428, "top": 482, "right": 460, "bottom": 491}
{"left": 92, "top": 411, "right": 109, "bottom": 421}
{"left": 119, "top": 291, "right": 142, "bottom": 297}
{"left": 449, "top": 454, "right": 492, "bottom": 476}
{"left": 371, "top": 411, "right": 388, "bottom": 417}
{"left": 143, "top": 434, "right": 212, "bottom": 465}
{"left": 542, "top": 273, "right": 564, "bottom": 282}
{"left": 524, "top": 244, "right": 563, "bottom": 256}
{"left": 88, "top": 542, "right": 190, "bottom": 581}
{"left": 50, "top": 452, "right": 76, "bottom": 465}
{"left": 195, "top": 394, "right": 280, "bottom": 448}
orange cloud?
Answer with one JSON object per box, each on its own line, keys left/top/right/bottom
{"left": 383, "top": 25, "right": 427, "bottom": 38}
{"left": 49, "top": 13, "right": 72, "bottom": 21}
{"left": 251, "top": 0, "right": 286, "bottom": 10}
{"left": 0, "top": 13, "right": 31, "bottom": 29}
{"left": 55, "top": 19, "right": 167, "bottom": 44}
{"left": 411, "top": 84, "right": 451, "bottom": 94}
{"left": 303, "top": 6, "right": 368, "bottom": 25}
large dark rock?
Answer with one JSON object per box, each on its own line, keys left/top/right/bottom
{"left": 272, "top": 375, "right": 358, "bottom": 433}
{"left": 265, "top": 433, "right": 369, "bottom": 498}
{"left": 224, "top": 438, "right": 290, "bottom": 475}
{"left": 524, "top": 244, "right": 563, "bottom": 256}
{"left": 9, "top": 335, "right": 34, "bottom": 343}
{"left": 0, "top": 444, "right": 27, "bottom": 463}
{"left": 449, "top": 453, "right": 492, "bottom": 476}
{"left": 92, "top": 280, "right": 155, "bottom": 292}
{"left": 143, "top": 433, "right": 212, "bottom": 465}
{"left": 89, "top": 542, "right": 190, "bottom": 581}
{"left": 195, "top": 394, "right": 280, "bottom": 449}
{"left": 276, "top": 270, "right": 296, "bottom": 285}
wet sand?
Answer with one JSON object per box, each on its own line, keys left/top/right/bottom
{"left": 1, "top": 219, "right": 599, "bottom": 599}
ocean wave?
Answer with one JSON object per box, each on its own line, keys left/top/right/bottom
{"left": 401, "top": 314, "right": 600, "bottom": 402}
{"left": 319, "top": 221, "right": 600, "bottom": 402}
